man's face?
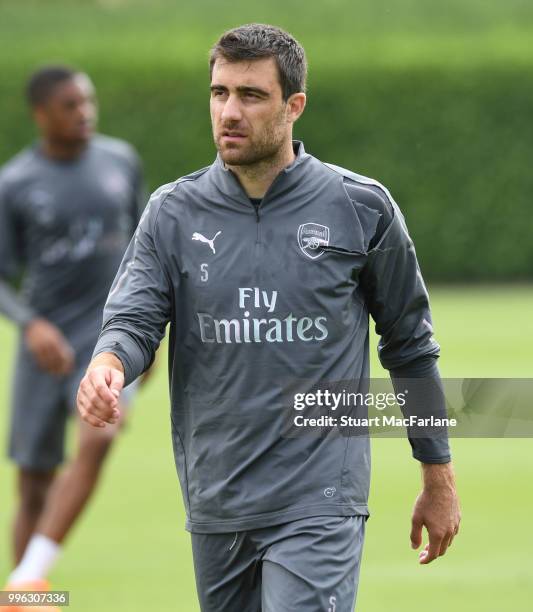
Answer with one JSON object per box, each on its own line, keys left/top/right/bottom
{"left": 34, "top": 74, "right": 97, "bottom": 144}
{"left": 210, "top": 58, "right": 291, "bottom": 166}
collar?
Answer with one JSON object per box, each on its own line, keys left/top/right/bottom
{"left": 211, "top": 140, "right": 311, "bottom": 204}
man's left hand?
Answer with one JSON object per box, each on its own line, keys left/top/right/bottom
{"left": 410, "top": 462, "right": 461, "bottom": 564}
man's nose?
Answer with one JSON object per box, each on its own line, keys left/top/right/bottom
{"left": 220, "top": 94, "right": 243, "bottom": 123}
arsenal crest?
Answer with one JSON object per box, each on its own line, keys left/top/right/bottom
{"left": 297, "top": 223, "right": 330, "bottom": 260}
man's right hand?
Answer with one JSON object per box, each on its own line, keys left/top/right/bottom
{"left": 24, "top": 318, "right": 75, "bottom": 375}
{"left": 77, "top": 353, "right": 125, "bottom": 428}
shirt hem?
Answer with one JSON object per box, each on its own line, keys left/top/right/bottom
{"left": 185, "top": 502, "right": 369, "bottom": 534}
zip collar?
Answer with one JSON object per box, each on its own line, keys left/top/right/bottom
{"left": 211, "top": 140, "right": 311, "bottom": 206}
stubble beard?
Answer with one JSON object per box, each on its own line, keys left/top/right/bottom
{"left": 214, "top": 110, "right": 288, "bottom": 175}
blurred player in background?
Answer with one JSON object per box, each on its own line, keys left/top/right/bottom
{"left": 0, "top": 66, "right": 144, "bottom": 606}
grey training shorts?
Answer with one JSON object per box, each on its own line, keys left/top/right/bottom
{"left": 191, "top": 514, "right": 366, "bottom": 612}
{"left": 8, "top": 339, "right": 137, "bottom": 471}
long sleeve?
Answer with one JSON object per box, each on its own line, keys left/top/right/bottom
{"left": 360, "top": 194, "right": 450, "bottom": 463}
{"left": 92, "top": 193, "right": 172, "bottom": 385}
{"left": 390, "top": 355, "right": 451, "bottom": 463}
{"left": 0, "top": 182, "right": 36, "bottom": 327}
{"left": 0, "top": 280, "right": 36, "bottom": 327}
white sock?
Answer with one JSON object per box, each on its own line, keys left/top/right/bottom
{"left": 9, "top": 534, "right": 61, "bottom": 584}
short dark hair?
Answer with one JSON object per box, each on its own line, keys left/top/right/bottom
{"left": 209, "top": 24, "right": 307, "bottom": 101}
{"left": 26, "top": 65, "right": 79, "bottom": 107}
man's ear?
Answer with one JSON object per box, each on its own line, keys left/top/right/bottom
{"left": 286, "top": 92, "right": 306, "bottom": 123}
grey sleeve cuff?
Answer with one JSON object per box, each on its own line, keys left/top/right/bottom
{"left": 412, "top": 446, "right": 452, "bottom": 464}
{"left": 0, "top": 280, "right": 37, "bottom": 327}
{"left": 92, "top": 331, "right": 148, "bottom": 386}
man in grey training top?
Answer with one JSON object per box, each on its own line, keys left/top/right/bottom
{"left": 78, "top": 25, "right": 461, "bottom": 611}
{"left": 0, "top": 66, "right": 144, "bottom": 600}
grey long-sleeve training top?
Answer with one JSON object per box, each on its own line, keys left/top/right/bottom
{"left": 0, "top": 135, "right": 144, "bottom": 350}
{"left": 94, "top": 141, "right": 450, "bottom": 533}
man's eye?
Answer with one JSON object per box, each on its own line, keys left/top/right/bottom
{"left": 212, "top": 90, "right": 225, "bottom": 97}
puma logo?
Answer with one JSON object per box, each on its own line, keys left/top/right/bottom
{"left": 192, "top": 231, "right": 222, "bottom": 254}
